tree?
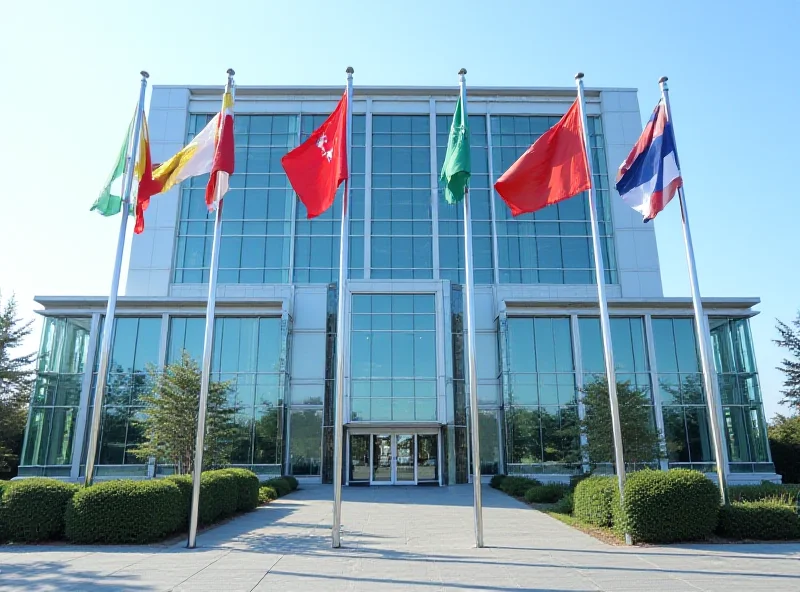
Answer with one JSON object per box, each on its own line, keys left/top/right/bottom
{"left": 131, "top": 352, "right": 235, "bottom": 474}
{"left": 775, "top": 313, "right": 800, "bottom": 412}
{"left": 581, "top": 377, "right": 662, "bottom": 470}
{"left": 0, "top": 292, "right": 36, "bottom": 477}
{"left": 768, "top": 414, "right": 800, "bottom": 484}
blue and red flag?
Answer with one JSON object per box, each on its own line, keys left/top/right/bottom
{"left": 615, "top": 101, "right": 682, "bottom": 222}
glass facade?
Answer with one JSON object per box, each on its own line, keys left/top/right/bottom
{"left": 174, "top": 111, "right": 613, "bottom": 286}
{"left": 350, "top": 294, "right": 437, "bottom": 421}
{"left": 168, "top": 316, "right": 289, "bottom": 472}
{"left": 23, "top": 317, "right": 91, "bottom": 468}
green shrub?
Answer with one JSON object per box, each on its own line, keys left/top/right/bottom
{"left": 768, "top": 414, "right": 800, "bottom": 484}
{"left": 569, "top": 473, "right": 591, "bottom": 490}
{"left": 264, "top": 478, "right": 291, "bottom": 497}
{"left": 573, "top": 476, "right": 616, "bottom": 527}
{"left": 259, "top": 485, "right": 278, "bottom": 504}
{"left": 0, "top": 478, "right": 78, "bottom": 543}
{"left": 283, "top": 476, "right": 299, "bottom": 491}
{"left": 199, "top": 470, "right": 238, "bottom": 524}
{"left": 489, "top": 474, "right": 507, "bottom": 489}
{"left": 717, "top": 500, "right": 800, "bottom": 540}
{"left": 552, "top": 492, "right": 574, "bottom": 515}
{"left": 616, "top": 469, "right": 720, "bottom": 544}
{"left": 524, "top": 483, "right": 570, "bottom": 504}
{"left": 65, "top": 480, "right": 183, "bottom": 544}
{"left": 219, "top": 468, "right": 260, "bottom": 512}
{"left": 499, "top": 476, "right": 541, "bottom": 497}
{"left": 729, "top": 482, "right": 800, "bottom": 505}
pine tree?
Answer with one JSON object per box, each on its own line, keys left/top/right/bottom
{"left": 0, "top": 292, "right": 36, "bottom": 477}
{"left": 131, "top": 352, "right": 235, "bottom": 474}
{"left": 581, "top": 377, "right": 662, "bottom": 469}
{"left": 775, "top": 313, "right": 800, "bottom": 412}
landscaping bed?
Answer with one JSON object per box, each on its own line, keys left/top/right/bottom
{"left": 490, "top": 472, "right": 800, "bottom": 545}
{"left": 0, "top": 469, "right": 299, "bottom": 545}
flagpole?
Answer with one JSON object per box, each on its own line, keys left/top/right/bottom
{"left": 659, "top": 76, "right": 727, "bottom": 504}
{"left": 575, "top": 73, "right": 630, "bottom": 544}
{"left": 332, "top": 66, "right": 354, "bottom": 549}
{"left": 84, "top": 71, "right": 149, "bottom": 487}
{"left": 187, "top": 68, "right": 235, "bottom": 549}
{"left": 459, "top": 68, "right": 484, "bottom": 548}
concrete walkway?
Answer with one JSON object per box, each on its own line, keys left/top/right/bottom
{"left": 1, "top": 484, "right": 799, "bottom": 591}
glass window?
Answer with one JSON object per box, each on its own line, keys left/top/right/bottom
{"left": 492, "top": 114, "right": 616, "bottom": 285}
{"left": 349, "top": 294, "right": 437, "bottom": 421}
{"left": 175, "top": 114, "right": 298, "bottom": 284}
{"left": 289, "top": 409, "right": 322, "bottom": 476}
{"left": 502, "top": 317, "right": 579, "bottom": 474}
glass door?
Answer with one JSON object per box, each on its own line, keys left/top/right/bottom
{"left": 349, "top": 434, "right": 370, "bottom": 483}
{"left": 371, "top": 434, "right": 392, "bottom": 484}
{"left": 416, "top": 433, "right": 438, "bottom": 482}
{"left": 394, "top": 434, "right": 416, "bottom": 484}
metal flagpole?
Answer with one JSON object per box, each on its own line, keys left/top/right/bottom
{"left": 187, "top": 69, "right": 235, "bottom": 549}
{"left": 659, "top": 76, "right": 727, "bottom": 504}
{"left": 459, "top": 68, "right": 485, "bottom": 548}
{"left": 332, "top": 66, "right": 354, "bottom": 549}
{"left": 575, "top": 73, "right": 630, "bottom": 544}
{"left": 84, "top": 71, "right": 150, "bottom": 487}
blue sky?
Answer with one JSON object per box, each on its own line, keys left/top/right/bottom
{"left": 1, "top": 1, "right": 798, "bottom": 418}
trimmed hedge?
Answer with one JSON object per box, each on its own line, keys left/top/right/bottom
{"left": 259, "top": 485, "right": 278, "bottom": 504}
{"left": 0, "top": 478, "right": 78, "bottom": 543}
{"left": 219, "top": 469, "right": 260, "bottom": 512}
{"left": 524, "top": 483, "right": 570, "bottom": 504}
{"left": 283, "top": 476, "right": 299, "bottom": 491}
{"left": 264, "top": 478, "right": 291, "bottom": 497}
{"left": 728, "top": 482, "right": 800, "bottom": 506}
{"left": 569, "top": 473, "right": 591, "bottom": 490}
{"left": 165, "top": 474, "right": 193, "bottom": 527}
{"left": 616, "top": 469, "right": 720, "bottom": 544}
{"left": 489, "top": 474, "right": 507, "bottom": 489}
{"left": 717, "top": 500, "right": 800, "bottom": 540}
{"left": 499, "top": 477, "right": 541, "bottom": 497}
{"left": 198, "top": 470, "right": 238, "bottom": 524}
{"left": 552, "top": 492, "right": 574, "bottom": 515}
{"left": 65, "top": 480, "right": 183, "bottom": 544}
{"left": 573, "top": 476, "right": 616, "bottom": 527}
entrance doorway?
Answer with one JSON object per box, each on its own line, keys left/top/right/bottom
{"left": 348, "top": 432, "right": 439, "bottom": 485}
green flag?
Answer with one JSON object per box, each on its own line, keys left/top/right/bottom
{"left": 90, "top": 118, "right": 133, "bottom": 216}
{"left": 440, "top": 94, "right": 471, "bottom": 204}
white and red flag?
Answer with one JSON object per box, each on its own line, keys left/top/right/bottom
{"left": 281, "top": 92, "right": 348, "bottom": 218}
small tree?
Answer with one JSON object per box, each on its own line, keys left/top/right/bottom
{"left": 581, "top": 377, "right": 662, "bottom": 470}
{"left": 768, "top": 414, "right": 800, "bottom": 484}
{"left": 131, "top": 352, "right": 235, "bottom": 474}
{"left": 0, "top": 292, "right": 36, "bottom": 477}
{"left": 776, "top": 313, "right": 800, "bottom": 412}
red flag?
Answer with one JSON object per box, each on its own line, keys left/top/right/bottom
{"left": 282, "top": 92, "right": 348, "bottom": 218}
{"left": 494, "top": 99, "right": 591, "bottom": 216}
{"left": 206, "top": 90, "right": 235, "bottom": 210}
{"left": 134, "top": 113, "right": 159, "bottom": 234}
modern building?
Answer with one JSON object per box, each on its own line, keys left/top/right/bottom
{"left": 19, "top": 82, "right": 775, "bottom": 486}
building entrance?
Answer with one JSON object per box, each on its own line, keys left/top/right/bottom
{"left": 348, "top": 432, "right": 440, "bottom": 485}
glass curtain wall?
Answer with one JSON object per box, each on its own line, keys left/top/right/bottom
{"left": 710, "top": 317, "right": 771, "bottom": 472}
{"left": 492, "top": 115, "right": 615, "bottom": 284}
{"left": 350, "top": 294, "right": 437, "bottom": 421}
{"left": 651, "top": 317, "right": 714, "bottom": 470}
{"left": 168, "top": 316, "right": 288, "bottom": 473}
{"left": 371, "top": 116, "right": 433, "bottom": 279}
{"left": 503, "top": 317, "right": 580, "bottom": 474}
{"left": 294, "top": 114, "right": 366, "bottom": 282}
{"left": 87, "top": 317, "right": 161, "bottom": 472}
{"left": 22, "top": 317, "right": 91, "bottom": 469}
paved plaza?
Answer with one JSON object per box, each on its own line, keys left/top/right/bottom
{"left": 0, "top": 484, "right": 798, "bottom": 591}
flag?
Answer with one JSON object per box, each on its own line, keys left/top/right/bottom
{"left": 494, "top": 99, "right": 591, "bottom": 216}
{"left": 282, "top": 92, "right": 348, "bottom": 218}
{"left": 206, "top": 90, "right": 235, "bottom": 210}
{"left": 133, "top": 113, "right": 158, "bottom": 234}
{"left": 91, "top": 118, "right": 133, "bottom": 216}
{"left": 151, "top": 90, "right": 235, "bottom": 209}
{"left": 440, "top": 94, "right": 470, "bottom": 203}
{"left": 615, "top": 101, "right": 682, "bottom": 222}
